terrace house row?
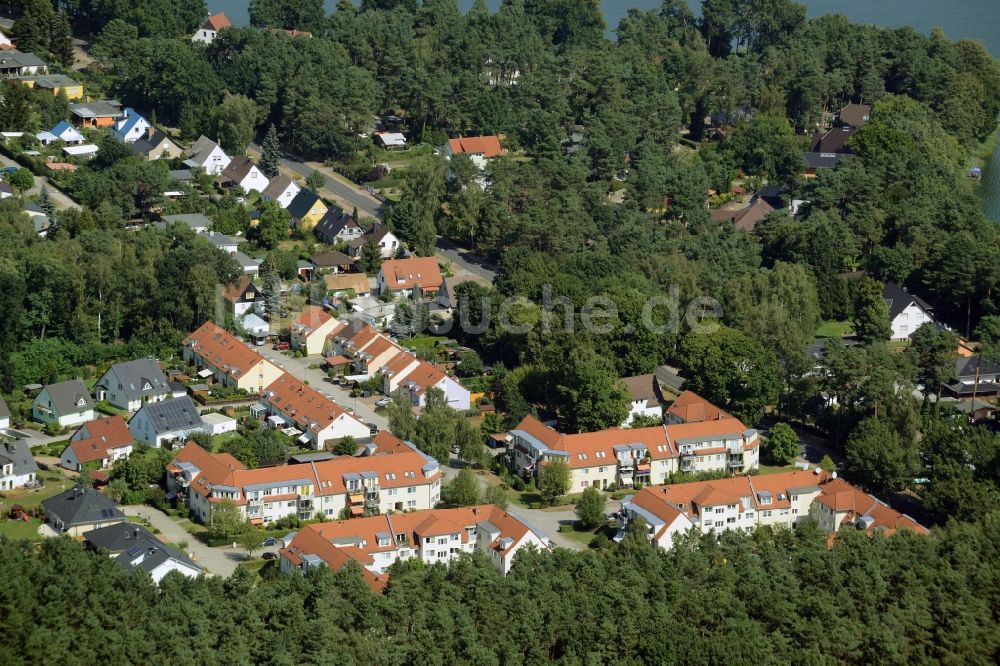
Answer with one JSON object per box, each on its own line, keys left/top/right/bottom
{"left": 280, "top": 504, "right": 550, "bottom": 590}
{"left": 166, "top": 432, "right": 442, "bottom": 526}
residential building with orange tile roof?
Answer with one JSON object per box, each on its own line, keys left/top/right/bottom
{"left": 289, "top": 306, "right": 343, "bottom": 356}
{"left": 259, "top": 372, "right": 370, "bottom": 450}
{"left": 376, "top": 256, "right": 443, "bottom": 296}
{"left": 223, "top": 275, "right": 262, "bottom": 319}
{"left": 329, "top": 318, "right": 381, "bottom": 357}
{"left": 351, "top": 334, "right": 402, "bottom": 375}
{"left": 165, "top": 432, "right": 442, "bottom": 526}
{"left": 192, "top": 12, "right": 232, "bottom": 44}
{"left": 444, "top": 135, "right": 505, "bottom": 170}
{"left": 182, "top": 321, "right": 282, "bottom": 393}
{"left": 379, "top": 350, "right": 421, "bottom": 394}
{"left": 665, "top": 390, "right": 733, "bottom": 424}
{"left": 279, "top": 503, "right": 550, "bottom": 589}
{"left": 617, "top": 469, "right": 927, "bottom": 550}
{"left": 507, "top": 413, "right": 759, "bottom": 492}
{"left": 59, "top": 415, "right": 134, "bottom": 471}
{"left": 398, "top": 360, "right": 471, "bottom": 410}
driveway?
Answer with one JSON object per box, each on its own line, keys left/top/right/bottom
{"left": 435, "top": 236, "right": 497, "bottom": 282}
{"left": 0, "top": 153, "right": 79, "bottom": 210}
{"left": 122, "top": 505, "right": 279, "bottom": 577}
{"left": 256, "top": 347, "right": 388, "bottom": 430}
{"left": 248, "top": 143, "right": 384, "bottom": 220}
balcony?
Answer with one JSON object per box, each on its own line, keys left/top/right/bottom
{"left": 299, "top": 499, "right": 314, "bottom": 511}
{"left": 679, "top": 459, "right": 695, "bottom": 472}
{"left": 617, "top": 459, "right": 634, "bottom": 472}
{"left": 728, "top": 456, "right": 744, "bottom": 468}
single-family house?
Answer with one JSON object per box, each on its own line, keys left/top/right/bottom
{"left": 0, "top": 182, "right": 12, "bottom": 199}
{"left": 620, "top": 374, "right": 665, "bottom": 426}
{"left": 0, "top": 50, "right": 47, "bottom": 77}
{"left": 42, "top": 486, "right": 126, "bottom": 536}
{"left": 224, "top": 277, "right": 261, "bottom": 319}
{"left": 314, "top": 208, "right": 363, "bottom": 245}
{"left": 280, "top": 504, "right": 549, "bottom": 589}
{"left": 324, "top": 272, "right": 371, "bottom": 297}
{"left": 70, "top": 99, "right": 122, "bottom": 128}
{"left": 433, "top": 274, "right": 490, "bottom": 318}
{"left": 162, "top": 213, "right": 211, "bottom": 234}
{"left": 0, "top": 439, "right": 38, "bottom": 491}
{"left": 711, "top": 196, "right": 777, "bottom": 234}
{"left": 310, "top": 250, "right": 354, "bottom": 274}
{"left": 60, "top": 415, "right": 134, "bottom": 472}
{"left": 182, "top": 321, "right": 283, "bottom": 393}
{"left": 376, "top": 256, "right": 443, "bottom": 298}
{"left": 290, "top": 306, "right": 343, "bottom": 356}
{"left": 374, "top": 132, "right": 407, "bottom": 149}
{"left": 111, "top": 108, "right": 151, "bottom": 143}
{"left": 32, "top": 379, "right": 95, "bottom": 428}
{"left": 22, "top": 74, "right": 83, "bottom": 100}
{"left": 130, "top": 127, "right": 183, "bottom": 161}
{"left": 665, "top": 390, "right": 733, "bottom": 425}
{"left": 50, "top": 120, "right": 86, "bottom": 144}
{"left": 128, "top": 396, "right": 206, "bottom": 447}
{"left": 221, "top": 155, "right": 270, "bottom": 193}
{"left": 347, "top": 223, "right": 400, "bottom": 259}
{"left": 444, "top": 135, "right": 505, "bottom": 170}
{"left": 184, "top": 135, "right": 231, "bottom": 176}
{"left": 397, "top": 361, "right": 470, "bottom": 411}
{"left": 261, "top": 174, "right": 300, "bottom": 208}
{"left": 83, "top": 523, "right": 203, "bottom": 583}
{"left": 234, "top": 252, "right": 264, "bottom": 277}
{"left": 945, "top": 356, "right": 1000, "bottom": 399}
{"left": 167, "top": 431, "right": 440, "bottom": 527}
{"left": 839, "top": 103, "right": 872, "bottom": 127}
{"left": 259, "top": 373, "right": 370, "bottom": 450}
{"left": 883, "top": 282, "right": 934, "bottom": 340}
{"left": 192, "top": 12, "right": 232, "bottom": 44}
{"left": 204, "top": 231, "right": 239, "bottom": 254}
{"left": 287, "top": 190, "right": 327, "bottom": 231}
{"left": 617, "top": 469, "right": 927, "bottom": 549}
{"left": 93, "top": 357, "right": 170, "bottom": 411}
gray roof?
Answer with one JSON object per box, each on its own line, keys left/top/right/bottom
{"left": 883, "top": 282, "right": 932, "bottom": 321}
{"left": 314, "top": 208, "right": 358, "bottom": 240}
{"left": 70, "top": 100, "right": 122, "bottom": 119}
{"left": 186, "top": 135, "right": 223, "bottom": 163}
{"left": 169, "top": 169, "right": 194, "bottom": 182}
{"left": 287, "top": 190, "right": 321, "bottom": 220}
{"left": 98, "top": 358, "right": 169, "bottom": 402}
{"left": 288, "top": 452, "right": 336, "bottom": 464}
{"left": 803, "top": 152, "right": 843, "bottom": 169}
{"left": 234, "top": 251, "right": 262, "bottom": 269}
{"left": 131, "top": 128, "right": 176, "bottom": 155}
{"left": 653, "top": 366, "right": 686, "bottom": 393}
{"left": 205, "top": 232, "right": 238, "bottom": 248}
{"left": 0, "top": 439, "right": 38, "bottom": 477}
{"left": 0, "top": 50, "right": 48, "bottom": 69}
{"left": 39, "top": 379, "right": 94, "bottom": 414}
{"left": 162, "top": 213, "right": 211, "bottom": 231}
{"left": 42, "top": 486, "right": 125, "bottom": 528}
{"left": 132, "top": 396, "right": 203, "bottom": 433}
{"left": 110, "top": 526, "right": 202, "bottom": 576}
{"left": 83, "top": 522, "right": 162, "bottom": 553}
{"left": 955, "top": 356, "right": 1000, "bottom": 379}
{"left": 262, "top": 174, "right": 296, "bottom": 199}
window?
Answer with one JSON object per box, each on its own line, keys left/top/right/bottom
{"left": 763, "top": 510, "right": 772, "bottom": 517}
{"left": 728, "top": 504, "right": 737, "bottom": 510}
{"left": 286, "top": 501, "right": 294, "bottom": 508}
{"left": 726, "top": 517, "right": 736, "bottom": 524}
{"left": 792, "top": 509, "right": 798, "bottom": 515}
{"left": 437, "top": 538, "right": 447, "bottom": 545}
{"left": 388, "top": 488, "right": 397, "bottom": 496}
{"left": 407, "top": 500, "right": 416, "bottom": 508}
{"left": 599, "top": 467, "right": 606, "bottom": 473}
{"left": 582, "top": 468, "right": 588, "bottom": 475}
{"left": 715, "top": 508, "right": 724, "bottom": 514}
{"left": 704, "top": 520, "right": 713, "bottom": 528}
{"left": 580, "top": 481, "right": 588, "bottom": 488}
{"left": 408, "top": 487, "right": 416, "bottom": 494}
{"left": 791, "top": 495, "right": 798, "bottom": 502}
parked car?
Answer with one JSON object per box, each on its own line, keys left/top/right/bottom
{"left": 262, "top": 552, "right": 278, "bottom": 561}
{"left": 367, "top": 422, "right": 378, "bottom": 435}
{"left": 262, "top": 537, "right": 277, "bottom": 547}
{"left": 273, "top": 341, "right": 290, "bottom": 351}
{"left": 375, "top": 397, "right": 392, "bottom": 408}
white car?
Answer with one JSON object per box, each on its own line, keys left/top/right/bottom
{"left": 375, "top": 397, "right": 392, "bottom": 408}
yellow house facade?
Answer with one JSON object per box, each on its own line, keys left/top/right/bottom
{"left": 287, "top": 190, "right": 328, "bottom": 232}
{"left": 20, "top": 75, "right": 84, "bottom": 100}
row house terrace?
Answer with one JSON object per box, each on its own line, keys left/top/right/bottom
{"left": 256, "top": 372, "right": 370, "bottom": 449}
{"left": 182, "top": 321, "right": 282, "bottom": 393}
{"left": 617, "top": 469, "right": 928, "bottom": 549}
{"left": 506, "top": 409, "right": 759, "bottom": 491}
{"left": 280, "top": 504, "right": 551, "bottom": 590}
{"left": 166, "top": 432, "right": 442, "bottom": 526}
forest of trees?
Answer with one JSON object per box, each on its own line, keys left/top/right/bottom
{"left": 2, "top": 515, "right": 999, "bottom": 664}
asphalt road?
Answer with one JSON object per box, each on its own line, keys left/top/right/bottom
{"left": 435, "top": 236, "right": 497, "bottom": 282}
{"left": 248, "top": 143, "right": 384, "bottom": 220}
{"left": 256, "top": 347, "right": 388, "bottom": 431}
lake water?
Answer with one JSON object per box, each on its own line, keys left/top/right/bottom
{"left": 207, "top": 0, "right": 1000, "bottom": 220}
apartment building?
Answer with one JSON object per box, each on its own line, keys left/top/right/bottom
{"left": 166, "top": 432, "right": 441, "bottom": 526}
{"left": 257, "top": 372, "right": 370, "bottom": 449}
{"left": 182, "top": 321, "right": 282, "bottom": 393}
{"left": 289, "top": 306, "right": 343, "bottom": 356}
{"left": 279, "top": 504, "right": 551, "bottom": 590}
{"left": 507, "top": 405, "right": 759, "bottom": 491}
{"left": 617, "top": 469, "right": 928, "bottom": 549}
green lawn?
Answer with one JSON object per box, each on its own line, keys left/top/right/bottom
{"left": 0, "top": 517, "right": 42, "bottom": 540}
{"left": 558, "top": 523, "right": 616, "bottom": 547}
{"left": 0, "top": 470, "right": 74, "bottom": 508}
{"left": 758, "top": 463, "right": 798, "bottom": 476}
{"left": 815, "top": 320, "right": 853, "bottom": 338}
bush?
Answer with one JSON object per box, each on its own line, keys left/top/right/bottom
{"left": 590, "top": 534, "right": 610, "bottom": 550}
{"left": 512, "top": 476, "right": 525, "bottom": 492}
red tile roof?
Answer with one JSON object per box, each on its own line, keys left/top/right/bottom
{"left": 380, "top": 256, "right": 443, "bottom": 292}
{"left": 262, "top": 372, "right": 351, "bottom": 433}
{"left": 447, "top": 136, "right": 504, "bottom": 158}
{"left": 666, "top": 390, "right": 733, "bottom": 423}
{"left": 67, "top": 416, "right": 133, "bottom": 464}
{"left": 183, "top": 321, "right": 275, "bottom": 381}
{"left": 400, "top": 361, "right": 446, "bottom": 394}
{"left": 203, "top": 12, "right": 231, "bottom": 31}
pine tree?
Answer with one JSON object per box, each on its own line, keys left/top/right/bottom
{"left": 38, "top": 187, "right": 55, "bottom": 219}
{"left": 263, "top": 269, "right": 282, "bottom": 319}
{"left": 260, "top": 124, "right": 280, "bottom": 178}
{"left": 50, "top": 10, "right": 74, "bottom": 68}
